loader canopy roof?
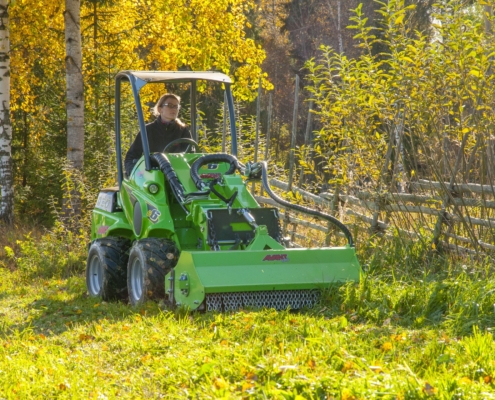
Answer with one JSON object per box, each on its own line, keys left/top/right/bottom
{"left": 117, "top": 70, "right": 232, "bottom": 84}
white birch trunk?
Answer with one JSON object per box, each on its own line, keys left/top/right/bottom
{"left": 0, "top": 0, "right": 13, "bottom": 224}
{"left": 64, "top": 0, "right": 84, "bottom": 170}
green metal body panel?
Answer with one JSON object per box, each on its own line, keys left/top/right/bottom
{"left": 245, "top": 226, "right": 284, "bottom": 250}
{"left": 91, "top": 209, "right": 133, "bottom": 240}
{"left": 166, "top": 246, "right": 360, "bottom": 309}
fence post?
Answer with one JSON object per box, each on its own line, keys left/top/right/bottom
{"left": 370, "top": 197, "right": 382, "bottom": 234}
{"left": 261, "top": 93, "right": 273, "bottom": 198}
{"left": 299, "top": 100, "right": 313, "bottom": 187}
{"left": 432, "top": 132, "right": 478, "bottom": 250}
{"left": 487, "top": 136, "right": 495, "bottom": 184}
{"left": 283, "top": 210, "right": 291, "bottom": 245}
{"left": 390, "top": 108, "right": 405, "bottom": 193}
{"left": 252, "top": 77, "right": 262, "bottom": 193}
{"left": 325, "top": 182, "right": 340, "bottom": 246}
{"left": 254, "top": 76, "right": 262, "bottom": 164}
{"left": 325, "top": 221, "right": 332, "bottom": 247}
{"left": 288, "top": 75, "right": 299, "bottom": 191}
{"left": 264, "top": 93, "right": 272, "bottom": 161}
{"left": 371, "top": 130, "right": 394, "bottom": 234}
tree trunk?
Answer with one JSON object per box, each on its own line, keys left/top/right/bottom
{"left": 0, "top": 0, "right": 13, "bottom": 225}
{"left": 484, "top": 5, "right": 493, "bottom": 35}
{"left": 64, "top": 0, "right": 84, "bottom": 169}
{"left": 64, "top": 0, "right": 84, "bottom": 218}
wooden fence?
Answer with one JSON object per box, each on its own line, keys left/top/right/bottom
{"left": 256, "top": 178, "right": 495, "bottom": 255}
{"left": 244, "top": 75, "right": 495, "bottom": 257}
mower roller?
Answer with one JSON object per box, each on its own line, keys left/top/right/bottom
{"left": 86, "top": 71, "right": 361, "bottom": 311}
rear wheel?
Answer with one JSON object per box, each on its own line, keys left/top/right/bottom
{"left": 127, "top": 238, "right": 180, "bottom": 306}
{"left": 86, "top": 238, "right": 131, "bottom": 300}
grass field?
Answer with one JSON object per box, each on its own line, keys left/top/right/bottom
{"left": 1, "top": 229, "right": 495, "bottom": 399}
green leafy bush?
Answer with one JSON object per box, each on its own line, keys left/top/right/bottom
{"left": 6, "top": 222, "right": 87, "bottom": 279}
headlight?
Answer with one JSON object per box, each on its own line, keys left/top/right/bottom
{"left": 148, "top": 184, "right": 159, "bottom": 194}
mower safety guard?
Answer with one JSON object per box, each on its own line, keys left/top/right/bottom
{"left": 166, "top": 246, "right": 360, "bottom": 310}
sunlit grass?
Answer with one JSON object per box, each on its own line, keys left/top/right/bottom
{"left": 1, "top": 254, "right": 495, "bottom": 399}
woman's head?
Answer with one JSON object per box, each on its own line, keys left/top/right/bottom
{"left": 153, "top": 93, "right": 182, "bottom": 123}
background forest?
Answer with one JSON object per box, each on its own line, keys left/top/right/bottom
{"left": 0, "top": 0, "right": 494, "bottom": 261}
{"left": 0, "top": 0, "right": 462, "bottom": 220}
{"left": 0, "top": 0, "right": 493, "bottom": 254}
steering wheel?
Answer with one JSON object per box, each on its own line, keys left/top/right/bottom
{"left": 163, "top": 138, "right": 200, "bottom": 153}
{"left": 190, "top": 154, "right": 239, "bottom": 191}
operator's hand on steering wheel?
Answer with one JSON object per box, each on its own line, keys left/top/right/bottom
{"left": 163, "top": 138, "right": 200, "bottom": 153}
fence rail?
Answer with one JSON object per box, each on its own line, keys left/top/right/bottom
{"left": 257, "top": 178, "right": 495, "bottom": 256}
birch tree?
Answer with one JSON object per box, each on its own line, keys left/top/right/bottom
{"left": 64, "top": 0, "right": 84, "bottom": 171}
{"left": 64, "top": 0, "right": 84, "bottom": 218}
{"left": 0, "top": 0, "right": 12, "bottom": 224}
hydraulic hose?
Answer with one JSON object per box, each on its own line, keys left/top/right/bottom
{"left": 151, "top": 153, "right": 188, "bottom": 214}
{"left": 258, "top": 161, "right": 355, "bottom": 248}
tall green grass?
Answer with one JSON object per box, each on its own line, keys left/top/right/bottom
{"left": 1, "top": 230, "right": 495, "bottom": 398}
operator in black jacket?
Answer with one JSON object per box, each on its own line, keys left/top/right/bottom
{"left": 124, "top": 93, "right": 192, "bottom": 177}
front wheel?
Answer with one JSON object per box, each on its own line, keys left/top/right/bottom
{"left": 127, "top": 238, "right": 180, "bottom": 306}
{"left": 86, "top": 238, "right": 131, "bottom": 300}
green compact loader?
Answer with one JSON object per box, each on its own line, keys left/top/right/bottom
{"left": 86, "top": 71, "right": 361, "bottom": 311}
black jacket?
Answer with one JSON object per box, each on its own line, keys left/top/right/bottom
{"left": 124, "top": 118, "right": 191, "bottom": 176}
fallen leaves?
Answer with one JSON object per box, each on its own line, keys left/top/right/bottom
{"left": 423, "top": 382, "right": 437, "bottom": 396}
{"left": 242, "top": 381, "right": 255, "bottom": 392}
{"left": 459, "top": 376, "right": 472, "bottom": 385}
{"left": 213, "top": 377, "right": 228, "bottom": 390}
{"left": 79, "top": 333, "right": 95, "bottom": 342}
{"left": 341, "top": 389, "right": 357, "bottom": 400}
{"left": 341, "top": 361, "right": 355, "bottom": 373}
{"left": 381, "top": 342, "right": 393, "bottom": 352}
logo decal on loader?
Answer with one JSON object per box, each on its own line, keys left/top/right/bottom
{"left": 263, "top": 254, "right": 289, "bottom": 262}
{"left": 146, "top": 203, "right": 161, "bottom": 223}
{"left": 97, "top": 226, "right": 109, "bottom": 234}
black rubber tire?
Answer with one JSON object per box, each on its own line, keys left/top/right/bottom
{"left": 86, "top": 237, "right": 131, "bottom": 301}
{"left": 127, "top": 238, "right": 180, "bottom": 306}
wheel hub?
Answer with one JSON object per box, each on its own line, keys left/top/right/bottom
{"left": 88, "top": 255, "right": 103, "bottom": 295}
{"left": 130, "top": 258, "right": 143, "bottom": 302}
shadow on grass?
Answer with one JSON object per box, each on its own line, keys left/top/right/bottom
{"left": 17, "top": 294, "right": 351, "bottom": 338}
{"left": 6, "top": 278, "right": 166, "bottom": 336}
{"left": 8, "top": 270, "right": 495, "bottom": 339}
